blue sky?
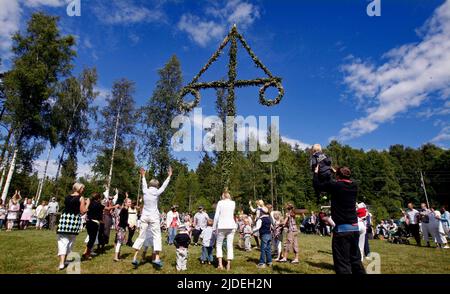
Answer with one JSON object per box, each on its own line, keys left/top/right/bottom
{"left": 0, "top": 0, "right": 449, "bottom": 176}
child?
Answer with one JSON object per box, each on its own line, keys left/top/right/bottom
{"left": 310, "top": 144, "right": 334, "bottom": 199}
{"left": 253, "top": 207, "right": 272, "bottom": 268}
{"left": 174, "top": 224, "right": 191, "bottom": 271}
{"left": 0, "top": 199, "right": 6, "bottom": 230}
{"left": 272, "top": 212, "right": 284, "bottom": 261}
{"left": 200, "top": 219, "right": 215, "bottom": 264}
{"left": 243, "top": 217, "right": 253, "bottom": 252}
{"left": 237, "top": 215, "right": 245, "bottom": 249}
{"left": 114, "top": 198, "right": 130, "bottom": 262}
{"left": 35, "top": 201, "right": 48, "bottom": 230}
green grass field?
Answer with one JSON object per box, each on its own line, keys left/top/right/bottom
{"left": 0, "top": 229, "right": 449, "bottom": 274}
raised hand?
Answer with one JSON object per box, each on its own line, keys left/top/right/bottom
{"left": 168, "top": 166, "right": 173, "bottom": 177}
{"left": 139, "top": 167, "right": 146, "bottom": 176}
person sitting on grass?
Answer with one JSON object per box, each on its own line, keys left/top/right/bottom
{"left": 174, "top": 224, "right": 191, "bottom": 271}
{"left": 200, "top": 219, "right": 215, "bottom": 265}
{"left": 253, "top": 206, "right": 272, "bottom": 268}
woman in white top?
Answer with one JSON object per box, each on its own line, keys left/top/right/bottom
{"left": 213, "top": 191, "right": 236, "bottom": 271}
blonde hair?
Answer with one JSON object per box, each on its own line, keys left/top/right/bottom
{"left": 256, "top": 199, "right": 264, "bottom": 207}
{"left": 149, "top": 179, "right": 159, "bottom": 188}
{"left": 72, "top": 182, "right": 85, "bottom": 193}
{"left": 222, "top": 192, "right": 232, "bottom": 200}
{"left": 312, "top": 144, "right": 322, "bottom": 153}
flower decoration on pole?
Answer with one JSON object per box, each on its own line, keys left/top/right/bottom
{"left": 178, "top": 24, "right": 285, "bottom": 189}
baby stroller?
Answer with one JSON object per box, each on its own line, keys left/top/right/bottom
{"left": 389, "top": 226, "right": 410, "bottom": 245}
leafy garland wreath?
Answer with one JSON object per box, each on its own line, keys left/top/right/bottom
{"left": 178, "top": 25, "right": 284, "bottom": 113}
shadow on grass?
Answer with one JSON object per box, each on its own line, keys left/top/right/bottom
{"left": 305, "top": 260, "right": 334, "bottom": 271}
{"left": 317, "top": 250, "right": 332, "bottom": 255}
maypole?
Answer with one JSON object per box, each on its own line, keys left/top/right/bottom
{"left": 177, "top": 25, "right": 284, "bottom": 191}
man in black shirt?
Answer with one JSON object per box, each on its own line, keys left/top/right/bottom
{"left": 313, "top": 166, "right": 365, "bottom": 274}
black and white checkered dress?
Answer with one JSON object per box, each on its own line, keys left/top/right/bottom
{"left": 57, "top": 195, "right": 82, "bottom": 235}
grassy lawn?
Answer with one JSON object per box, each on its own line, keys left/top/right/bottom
{"left": 0, "top": 229, "right": 449, "bottom": 274}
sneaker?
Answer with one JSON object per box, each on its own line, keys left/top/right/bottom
{"left": 132, "top": 260, "right": 139, "bottom": 269}
{"left": 152, "top": 260, "right": 163, "bottom": 269}
{"left": 278, "top": 258, "right": 287, "bottom": 263}
{"left": 58, "top": 264, "right": 65, "bottom": 271}
{"left": 267, "top": 263, "right": 273, "bottom": 267}
{"left": 291, "top": 259, "right": 299, "bottom": 264}
{"left": 256, "top": 263, "right": 266, "bottom": 268}
{"left": 443, "top": 245, "right": 449, "bottom": 249}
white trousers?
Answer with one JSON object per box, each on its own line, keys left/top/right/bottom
{"left": 216, "top": 229, "right": 235, "bottom": 260}
{"left": 358, "top": 221, "right": 366, "bottom": 261}
{"left": 57, "top": 234, "right": 76, "bottom": 256}
{"left": 176, "top": 248, "right": 188, "bottom": 271}
{"left": 132, "top": 215, "right": 162, "bottom": 252}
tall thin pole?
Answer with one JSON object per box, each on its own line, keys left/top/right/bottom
{"left": 106, "top": 97, "right": 123, "bottom": 197}
{"left": 36, "top": 144, "right": 52, "bottom": 204}
{"left": 420, "top": 171, "right": 430, "bottom": 208}
{"left": 270, "top": 163, "right": 274, "bottom": 207}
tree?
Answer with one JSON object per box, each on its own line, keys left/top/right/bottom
{"left": 53, "top": 68, "right": 98, "bottom": 180}
{"left": 1, "top": 12, "right": 75, "bottom": 201}
{"left": 95, "top": 79, "right": 137, "bottom": 196}
{"left": 141, "top": 55, "right": 182, "bottom": 179}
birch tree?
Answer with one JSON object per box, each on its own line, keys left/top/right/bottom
{"left": 1, "top": 13, "right": 75, "bottom": 201}
{"left": 95, "top": 79, "right": 136, "bottom": 196}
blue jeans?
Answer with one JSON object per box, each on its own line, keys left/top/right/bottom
{"left": 259, "top": 234, "right": 272, "bottom": 265}
{"left": 0, "top": 219, "right": 4, "bottom": 230}
{"left": 168, "top": 227, "right": 177, "bottom": 244}
{"left": 201, "top": 246, "right": 214, "bottom": 262}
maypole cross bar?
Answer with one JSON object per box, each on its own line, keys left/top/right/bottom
{"left": 178, "top": 24, "right": 285, "bottom": 189}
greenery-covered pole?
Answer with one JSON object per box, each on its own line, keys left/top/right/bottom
{"left": 178, "top": 25, "right": 284, "bottom": 190}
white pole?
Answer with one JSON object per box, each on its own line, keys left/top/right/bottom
{"left": 106, "top": 104, "right": 121, "bottom": 197}
{"left": 420, "top": 171, "right": 430, "bottom": 208}
{"left": 1, "top": 147, "right": 18, "bottom": 203}
{"left": 36, "top": 145, "right": 52, "bottom": 204}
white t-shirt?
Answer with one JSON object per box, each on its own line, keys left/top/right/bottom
{"left": 194, "top": 211, "right": 209, "bottom": 230}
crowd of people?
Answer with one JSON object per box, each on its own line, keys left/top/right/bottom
{"left": 0, "top": 191, "right": 59, "bottom": 232}
{"left": 1, "top": 144, "right": 449, "bottom": 274}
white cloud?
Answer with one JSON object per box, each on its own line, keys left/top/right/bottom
{"left": 33, "top": 159, "right": 93, "bottom": 179}
{"left": 177, "top": 14, "right": 225, "bottom": 47}
{"left": 281, "top": 136, "right": 310, "bottom": 150}
{"left": 178, "top": 0, "right": 260, "bottom": 47}
{"left": 93, "top": 0, "right": 165, "bottom": 25}
{"left": 338, "top": 0, "right": 450, "bottom": 141}
{"left": 0, "top": 0, "right": 21, "bottom": 59}
{"left": 431, "top": 125, "right": 450, "bottom": 143}
{"left": 93, "top": 86, "right": 110, "bottom": 106}
{"left": 23, "top": 0, "right": 67, "bottom": 8}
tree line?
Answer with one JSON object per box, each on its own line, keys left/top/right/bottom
{"left": 0, "top": 13, "right": 448, "bottom": 223}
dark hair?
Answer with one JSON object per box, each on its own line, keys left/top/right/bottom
{"left": 92, "top": 193, "right": 102, "bottom": 201}
{"left": 336, "top": 167, "right": 351, "bottom": 179}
